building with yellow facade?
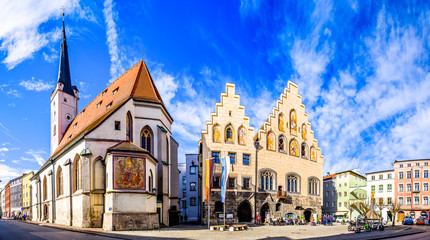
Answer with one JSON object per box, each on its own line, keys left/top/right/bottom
{"left": 22, "top": 171, "right": 34, "bottom": 217}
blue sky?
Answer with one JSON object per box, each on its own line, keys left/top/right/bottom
{"left": 0, "top": 0, "right": 429, "bottom": 187}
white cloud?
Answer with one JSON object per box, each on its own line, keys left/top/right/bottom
{"left": 239, "top": 0, "right": 263, "bottom": 18}
{"left": 19, "top": 77, "right": 53, "bottom": 91}
{"left": 103, "top": 0, "right": 124, "bottom": 81}
{"left": 0, "top": 0, "right": 95, "bottom": 69}
{"left": 25, "top": 149, "right": 47, "bottom": 166}
{"left": 151, "top": 65, "right": 178, "bottom": 107}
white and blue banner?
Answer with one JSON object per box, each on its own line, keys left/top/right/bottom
{"left": 220, "top": 156, "right": 230, "bottom": 203}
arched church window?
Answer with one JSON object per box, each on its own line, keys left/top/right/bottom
{"left": 225, "top": 124, "right": 234, "bottom": 142}
{"left": 310, "top": 146, "right": 317, "bottom": 162}
{"left": 238, "top": 126, "right": 246, "bottom": 145}
{"left": 74, "top": 156, "right": 82, "bottom": 192}
{"left": 94, "top": 158, "right": 104, "bottom": 190}
{"left": 267, "top": 131, "right": 275, "bottom": 151}
{"left": 302, "top": 123, "right": 307, "bottom": 139}
{"left": 213, "top": 124, "right": 221, "bottom": 143}
{"left": 308, "top": 177, "right": 319, "bottom": 195}
{"left": 126, "top": 112, "right": 133, "bottom": 142}
{"left": 279, "top": 113, "right": 285, "bottom": 132}
{"left": 290, "top": 109, "right": 297, "bottom": 136}
{"left": 57, "top": 166, "right": 63, "bottom": 197}
{"left": 43, "top": 175, "right": 47, "bottom": 201}
{"left": 261, "top": 171, "right": 275, "bottom": 191}
{"left": 289, "top": 139, "right": 299, "bottom": 157}
{"left": 278, "top": 135, "right": 286, "bottom": 152}
{"left": 301, "top": 143, "right": 307, "bottom": 159}
{"left": 141, "top": 127, "right": 153, "bottom": 153}
{"left": 287, "top": 174, "right": 300, "bottom": 193}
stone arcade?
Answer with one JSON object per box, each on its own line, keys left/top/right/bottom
{"left": 30, "top": 16, "right": 180, "bottom": 230}
{"left": 199, "top": 83, "right": 324, "bottom": 224}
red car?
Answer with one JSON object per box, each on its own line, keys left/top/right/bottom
{"left": 416, "top": 216, "right": 429, "bottom": 225}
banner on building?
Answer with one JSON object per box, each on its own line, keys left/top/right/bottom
{"left": 205, "top": 158, "right": 213, "bottom": 203}
{"left": 221, "top": 156, "right": 230, "bottom": 203}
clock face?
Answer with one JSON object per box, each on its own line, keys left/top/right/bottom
{"left": 65, "top": 114, "right": 72, "bottom": 122}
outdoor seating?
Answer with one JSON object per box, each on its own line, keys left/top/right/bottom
{"left": 210, "top": 225, "right": 229, "bottom": 231}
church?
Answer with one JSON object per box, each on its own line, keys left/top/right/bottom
{"left": 199, "top": 83, "right": 324, "bottom": 224}
{"left": 30, "top": 16, "right": 180, "bottom": 230}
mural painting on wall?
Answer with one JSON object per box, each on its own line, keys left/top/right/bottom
{"left": 302, "top": 123, "right": 307, "bottom": 140}
{"left": 267, "top": 131, "right": 275, "bottom": 151}
{"left": 213, "top": 124, "right": 221, "bottom": 143}
{"left": 290, "top": 110, "right": 297, "bottom": 136}
{"left": 279, "top": 113, "right": 285, "bottom": 132}
{"left": 114, "top": 156, "right": 146, "bottom": 190}
{"left": 238, "top": 126, "right": 246, "bottom": 145}
{"left": 290, "top": 139, "right": 299, "bottom": 156}
{"left": 311, "top": 146, "right": 317, "bottom": 161}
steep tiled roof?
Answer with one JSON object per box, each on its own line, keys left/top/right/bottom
{"left": 43, "top": 60, "right": 165, "bottom": 168}
{"left": 107, "top": 140, "right": 149, "bottom": 153}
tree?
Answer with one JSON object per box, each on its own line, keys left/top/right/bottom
{"left": 346, "top": 202, "right": 355, "bottom": 220}
{"left": 351, "top": 201, "right": 372, "bottom": 217}
{"left": 387, "top": 201, "right": 402, "bottom": 226}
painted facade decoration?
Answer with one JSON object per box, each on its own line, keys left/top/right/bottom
{"left": 238, "top": 126, "right": 246, "bottom": 145}
{"left": 311, "top": 146, "right": 317, "bottom": 161}
{"left": 114, "top": 156, "right": 146, "bottom": 190}
{"left": 290, "top": 109, "right": 297, "bottom": 136}
{"left": 279, "top": 113, "right": 285, "bottom": 132}
{"left": 302, "top": 123, "right": 307, "bottom": 140}
{"left": 290, "top": 139, "right": 299, "bottom": 156}
{"left": 213, "top": 124, "right": 221, "bottom": 143}
{"left": 267, "top": 131, "right": 275, "bottom": 151}
{"left": 279, "top": 135, "right": 285, "bottom": 152}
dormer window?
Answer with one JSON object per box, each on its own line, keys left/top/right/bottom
{"left": 106, "top": 102, "right": 112, "bottom": 110}
{"left": 67, "top": 134, "right": 72, "bottom": 140}
{"left": 73, "top": 122, "right": 77, "bottom": 128}
{"left": 81, "top": 109, "right": 85, "bottom": 116}
{"left": 97, "top": 101, "right": 102, "bottom": 108}
{"left": 102, "top": 89, "right": 107, "bottom": 96}
{"left": 113, "top": 87, "right": 119, "bottom": 95}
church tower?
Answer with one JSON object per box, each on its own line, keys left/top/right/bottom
{"left": 50, "top": 13, "right": 79, "bottom": 154}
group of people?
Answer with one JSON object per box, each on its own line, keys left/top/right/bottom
{"left": 322, "top": 215, "right": 334, "bottom": 225}
{"left": 264, "top": 217, "right": 307, "bottom": 226}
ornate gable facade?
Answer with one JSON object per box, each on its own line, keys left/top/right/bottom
{"left": 199, "top": 82, "right": 324, "bottom": 224}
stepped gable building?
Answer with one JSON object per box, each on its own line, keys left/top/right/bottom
{"left": 30, "top": 15, "right": 179, "bottom": 230}
{"left": 199, "top": 82, "right": 324, "bottom": 224}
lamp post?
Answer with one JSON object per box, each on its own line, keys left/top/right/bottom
{"left": 254, "top": 139, "right": 262, "bottom": 224}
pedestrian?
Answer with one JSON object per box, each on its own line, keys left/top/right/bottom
{"left": 329, "top": 215, "right": 333, "bottom": 225}
{"left": 23, "top": 214, "right": 26, "bottom": 221}
{"left": 257, "top": 215, "right": 261, "bottom": 225}
{"left": 323, "top": 215, "right": 326, "bottom": 225}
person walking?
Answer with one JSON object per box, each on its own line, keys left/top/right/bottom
{"left": 329, "top": 215, "right": 333, "bottom": 226}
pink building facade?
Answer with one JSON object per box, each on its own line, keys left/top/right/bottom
{"left": 394, "top": 159, "right": 430, "bottom": 221}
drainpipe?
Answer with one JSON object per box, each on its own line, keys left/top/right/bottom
{"left": 101, "top": 158, "right": 106, "bottom": 228}
{"left": 51, "top": 160, "right": 56, "bottom": 222}
{"left": 69, "top": 159, "right": 73, "bottom": 226}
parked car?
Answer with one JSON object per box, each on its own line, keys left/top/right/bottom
{"left": 336, "top": 217, "right": 348, "bottom": 222}
{"left": 416, "top": 216, "right": 429, "bottom": 225}
{"left": 402, "top": 216, "right": 414, "bottom": 225}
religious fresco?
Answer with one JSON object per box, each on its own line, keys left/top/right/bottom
{"left": 213, "top": 124, "right": 221, "bottom": 143}
{"left": 113, "top": 156, "right": 145, "bottom": 190}
{"left": 311, "top": 146, "right": 317, "bottom": 161}
{"left": 302, "top": 123, "right": 307, "bottom": 140}
{"left": 279, "top": 113, "right": 285, "bottom": 132}
{"left": 290, "top": 139, "right": 299, "bottom": 156}
{"left": 238, "top": 126, "right": 246, "bottom": 145}
{"left": 290, "top": 110, "right": 297, "bottom": 136}
{"left": 267, "top": 131, "right": 275, "bottom": 151}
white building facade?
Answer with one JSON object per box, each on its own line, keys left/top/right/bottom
{"left": 366, "top": 170, "right": 394, "bottom": 221}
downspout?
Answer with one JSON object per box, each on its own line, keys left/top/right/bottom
{"left": 69, "top": 159, "right": 73, "bottom": 226}
{"left": 101, "top": 158, "right": 106, "bottom": 228}
{"left": 51, "top": 160, "right": 56, "bottom": 222}
{"left": 38, "top": 179, "right": 41, "bottom": 221}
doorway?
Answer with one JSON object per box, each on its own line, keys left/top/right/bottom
{"left": 304, "top": 209, "right": 312, "bottom": 222}
{"left": 237, "top": 201, "right": 252, "bottom": 222}
{"left": 43, "top": 204, "right": 48, "bottom": 220}
{"left": 260, "top": 203, "right": 270, "bottom": 223}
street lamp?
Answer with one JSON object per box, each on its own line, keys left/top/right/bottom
{"left": 254, "top": 138, "right": 263, "bottom": 224}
